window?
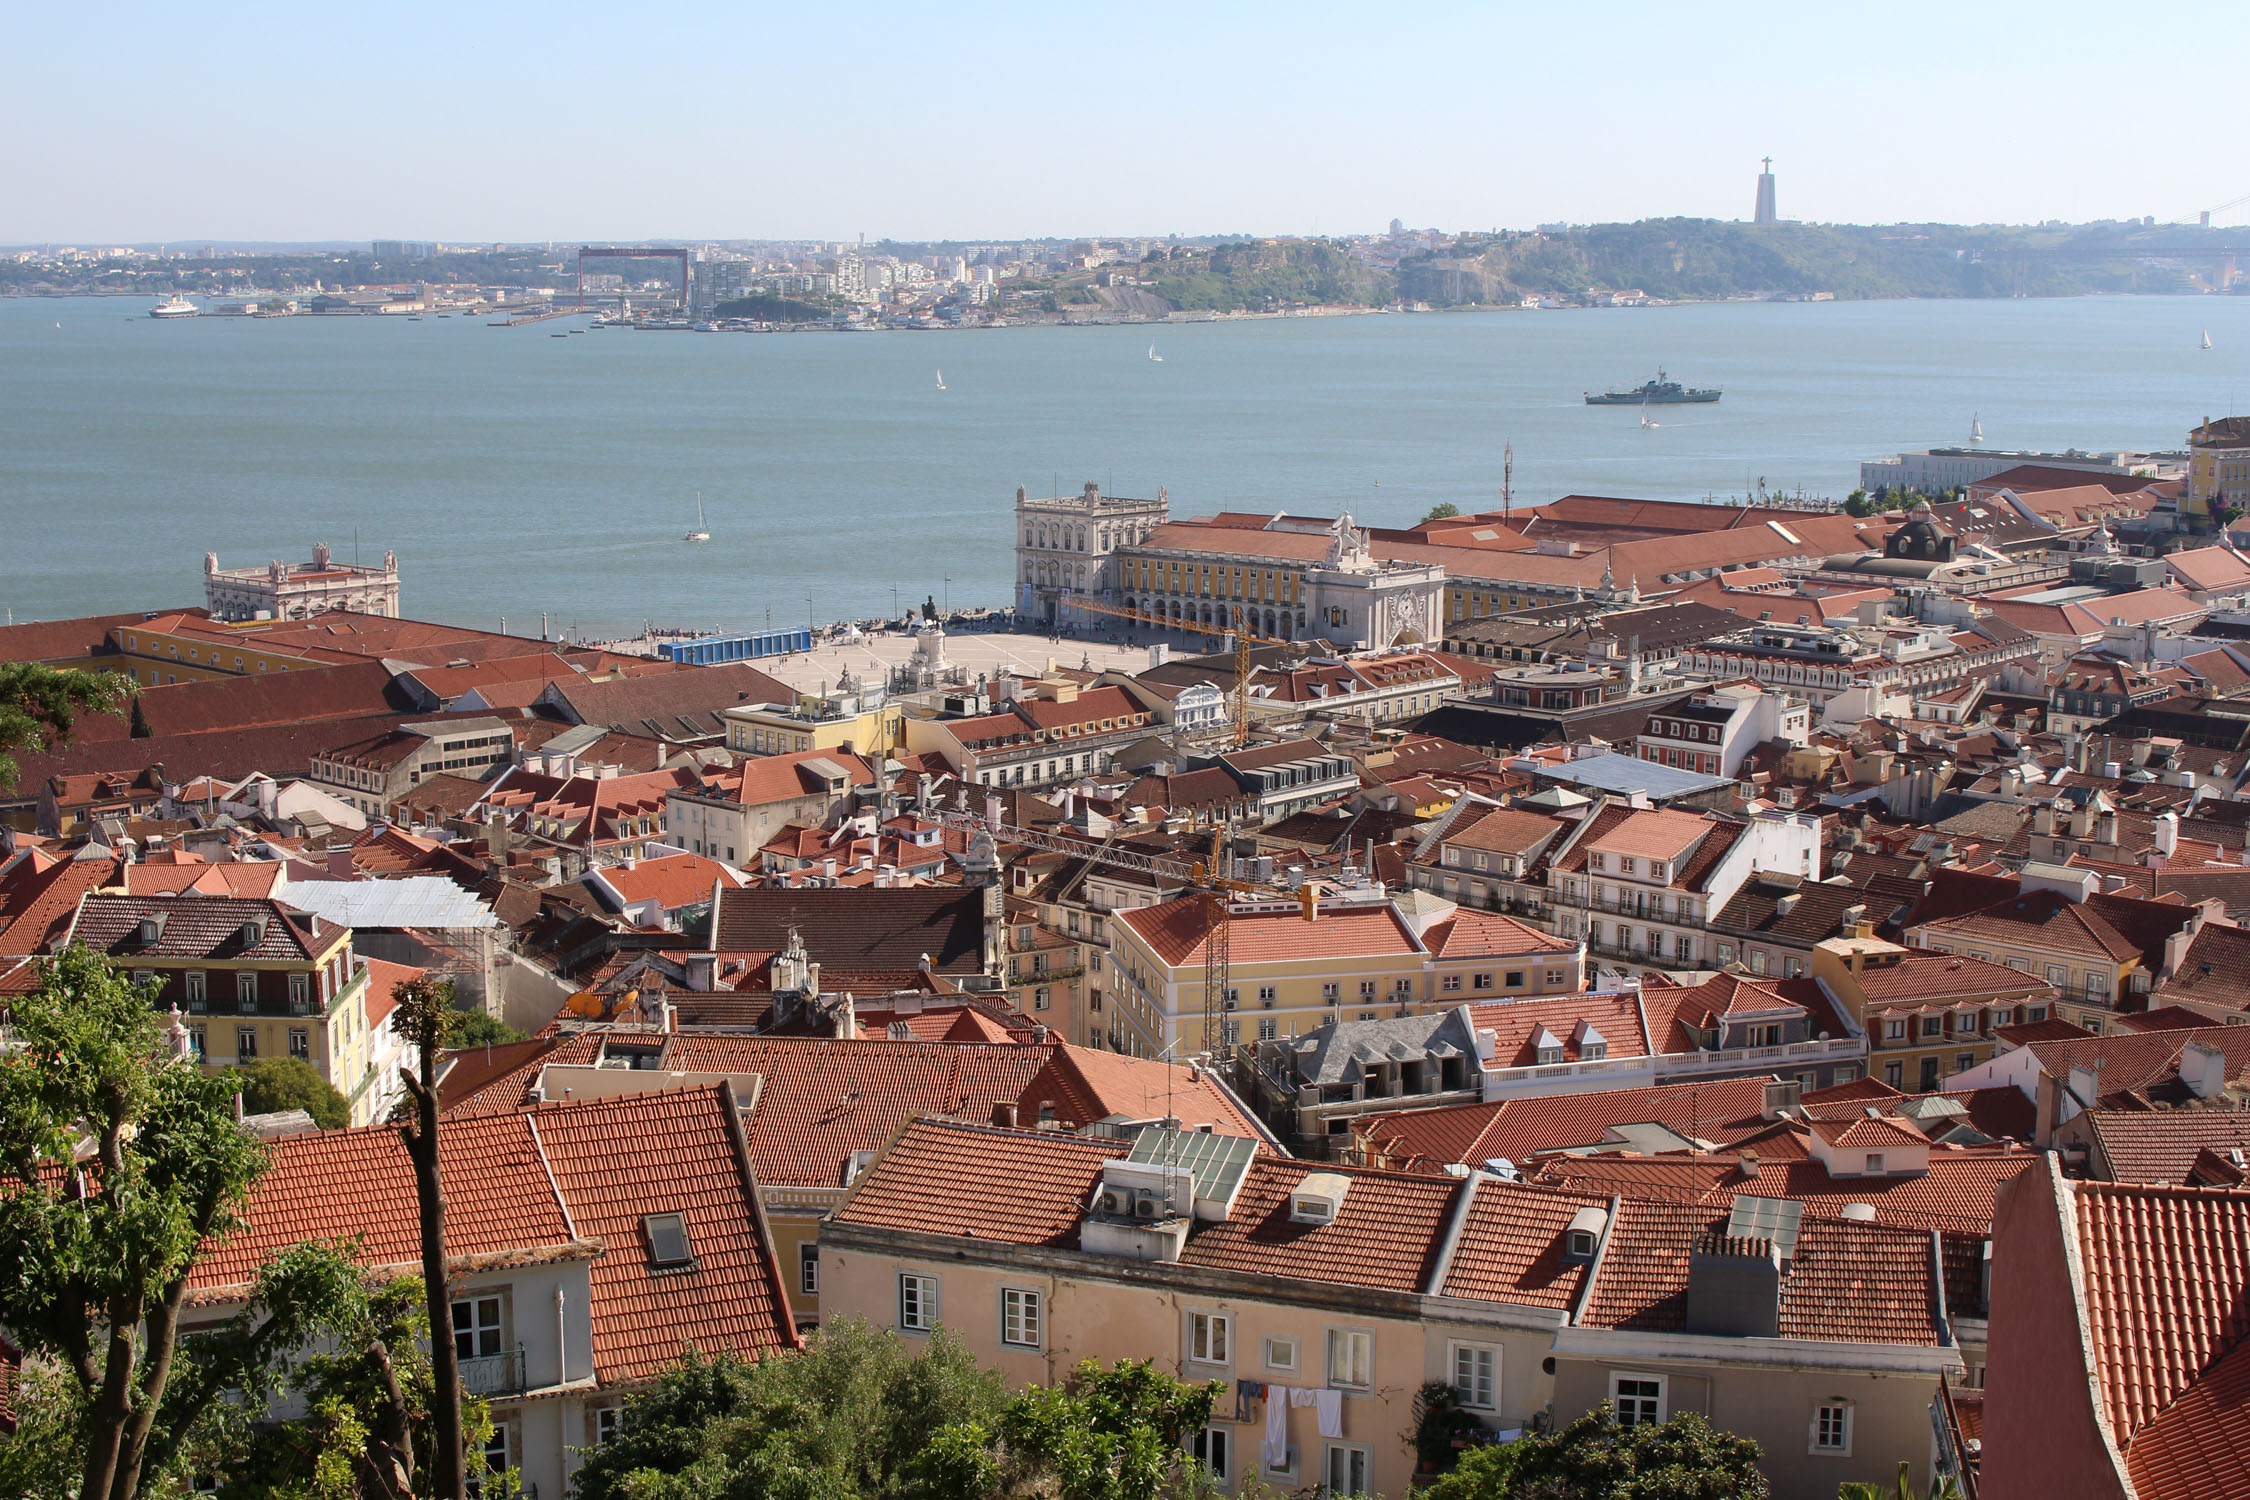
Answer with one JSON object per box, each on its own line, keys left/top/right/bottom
{"left": 1884, "top": 1061, "right": 1903, "bottom": 1087}
{"left": 1451, "top": 1342, "right": 1498, "bottom": 1411}
{"left": 1921, "top": 1016, "right": 1942, "bottom": 1038}
{"left": 1782, "top": 956, "right": 1803, "bottom": 978}
{"left": 1033, "top": 987, "right": 1049, "bottom": 1011}
{"left": 2084, "top": 973, "right": 2107, "bottom": 1002}
{"left": 453, "top": 1295, "right": 503, "bottom": 1360}
{"left": 1326, "top": 1328, "right": 1371, "bottom": 1390}
{"left": 468, "top": 1425, "right": 510, "bottom": 1499}
{"left": 1864, "top": 1153, "right": 1886, "bottom": 1174}
{"left": 1190, "top": 1310, "right": 1231, "bottom": 1364}
{"left": 1956, "top": 1052, "right": 1975, "bottom": 1073}
{"left": 1257, "top": 1018, "right": 1277, "bottom": 1041}
{"left": 1812, "top": 1401, "right": 1853, "bottom": 1455}
{"left": 1321, "top": 982, "right": 1341, "bottom": 1002}
{"left": 1325, "top": 1444, "right": 1373, "bottom": 1497}
{"left": 1441, "top": 974, "right": 1462, "bottom": 992}
{"left": 1544, "top": 968, "right": 1567, "bottom": 987}
{"left": 595, "top": 1407, "right": 621, "bottom": 1446}
{"left": 1504, "top": 970, "right": 1525, "bottom": 988}
{"left": 1472, "top": 972, "right": 1495, "bottom": 991}
{"left": 2045, "top": 964, "right": 2069, "bottom": 987}
{"left": 1192, "top": 1425, "right": 1233, "bottom": 1484}
{"left": 1748, "top": 949, "right": 1769, "bottom": 976}
{"left": 288, "top": 971, "right": 309, "bottom": 1010}
{"left": 288, "top": 1027, "right": 309, "bottom": 1060}
{"left": 1263, "top": 1336, "right": 1298, "bottom": 1372}
{"left": 234, "top": 971, "right": 257, "bottom": 1012}
{"left": 1258, "top": 984, "right": 1276, "bottom": 1006}
{"left": 1001, "top": 1287, "right": 1042, "bottom": 1348}
{"left": 184, "top": 970, "right": 207, "bottom": 1009}
{"left": 799, "top": 1243, "right": 820, "bottom": 1295}
{"left": 643, "top": 1212, "right": 694, "bottom": 1267}
{"left": 1357, "top": 980, "right": 1376, "bottom": 999}
{"left": 2028, "top": 1005, "right": 2048, "bottom": 1022}
{"left": 899, "top": 1274, "right": 938, "bottom": 1332}
{"left": 188, "top": 1026, "right": 205, "bottom": 1059}
{"left": 1611, "top": 1373, "right": 1665, "bottom": 1427}
{"left": 235, "top": 1027, "right": 258, "bottom": 1059}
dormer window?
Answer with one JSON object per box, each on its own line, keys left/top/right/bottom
{"left": 1562, "top": 1205, "right": 1608, "bottom": 1261}
{"left": 643, "top": 1212, "right": 694, "bottom": 1268}
{"left": 1863, "top": 1154, "right": 1885, "bottom": 1175}
{"left": 1567, "top": 1229, "right": 1598, "bottom": 1257}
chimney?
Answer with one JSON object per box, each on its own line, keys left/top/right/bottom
{"left": 327, "top": 846, "right": 355, "bottom": 880}
{"left": 1737, "top": 1150, "right": 1760, "bottom": 1180}
{"left": 685, "top": 951, "right": 716, "bottom": 992}
{"left": 1685, "top": 1234, "right": 1783, "bottom": 1338}
{"left": 2181, "top": 1041, "right": 2231, "bottom": 1100}
{"left": 834, "top": 993, "right": 856, "bottom": 1040}
{"left": 1761, "top": 1079, "right": 1802, "bottom": 1120}
{"left": 2034, "top": 1070, "right": 2060, "bottom": 1147}
{"left": 991, "top": 1099, "right": 1019, "bottom": 1128}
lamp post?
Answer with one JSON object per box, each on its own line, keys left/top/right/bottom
{"left": 890, "top": 585, "right": 900, "bottom": 622}
{"left": 943, "top": 574, "right": 952, "bottom": 616}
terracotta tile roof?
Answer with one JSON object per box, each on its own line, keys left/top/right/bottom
{"left": 68, "top": 894, "right": 334, "bottom": 963}
{"left": 189, "top": 1110, "right": 580, "bottom": 1292}
{"left": 1023, "top": 1046, "right": 1270, "bottom": 1142}
{"left": 2027, "top": 1027, "right": 2250, "bottom": 1105}
{"left": 1115, "top": 897, "right": 1420, "bottom": 968}
{"left": 1915, "top": 889, "right": 2147, "bottom": 964}
{"left": 1469, "top": 991, "right": 1652, "bottom": 1068}
{"left": 591, "top": 853, "right": 744, "bottom": 912}
{"left": 1179, "top": 1158, "right": 1462, "bottom": 1292}
{"left": 709, "top": 886, "right": 987, "bottom": 975}
{"left": 359, "top": 956, "right": 421, "bottom": 1028}
{"left": 1439, "top": 1179, "right": 1609, "bottom": 1307}
{"left": 1850, "top": 950, "right": 2058, "bottom": 1004}
{"left": 1576, "top": 1197, "right": 1948, "bottom": 1344}
{"left": 705, "top": 747, "right": 879, "bottom": 808}
{"left": 1531, "top": 1144, "right": 2032, "bottom": 1234}
{"left": 2071, "top": 1179, "right": 2250, "bottom": 1450}
{"left": 1422, "top": 908, "right": 1574, "bottom": 959}
{"left": 2122, "top": 1334, "right": 2250, "bottom": 1500}
{"left": 0, "top": 855, "right": 123, "bottom": 957}
{"left": 2084, "top": 1109, "right": 2250, "bottom": 1185}
{"left": 1357, "top": 1075, "right": 1780, "bottom": 1173}
{"left": 539, "top": 662, "right": 795, "bottom": 740}
{"left": 1584, "top": 808, "right": 1714, "bottom": 863}
{"left": 833, "top": 1117, "right": 1125, "bottom": 1248}
{"left": 528, "top": 1085, "right": 799, "bottom": 1381}
{"left": 123, "top": 860, "right": 287, "bottom": 900}
{"left": 2153, "top": 923, "right": 2250, "bottom": 1014}
{"left": 1812, "top": 1114, "right": 1931, "bottom": 1148}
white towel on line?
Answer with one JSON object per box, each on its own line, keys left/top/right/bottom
{"left": 1289, "top": 1386, "right": 1319, "bottom": 1407}
{"left": 1263, "top": 1385, "right": 1291, "bottom": 1468}
{"left": 1313, "top": 1386, "right": 1344, "bottom": 1438}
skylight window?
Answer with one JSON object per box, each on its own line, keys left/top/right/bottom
{"left": 644, "top": 1212, "right": 694, "bottom": 1268}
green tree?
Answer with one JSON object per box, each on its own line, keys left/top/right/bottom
{"left": 1838, "top": 1462, "right": 1961, "bottom": 1500}
{"left": 570, "top": 1319, "right": 1006, "bottom": 1500}
{"left": 0, "top": 662, "right": 134, "bottom": 791}
{"left": 1414, "top": 1404, "right": 1768, "bottom": 1500}
{"left": 233, "top": 1056, "right": 350, "bottom": 1129}
{"left": 0, "top": 945, "right": 296, "bottom": 1500}
{"left": 1422, "top": 503, "right": 1463, "bottom": 523}
{"left": 448, "top": 1010, "right": 526, "bottom": 1048}
{"left": 392, "top": 974, "right": 471, "bottom": 1500}
{"left": 969, "top": 1359, "right": 1223, "bottom": 1500}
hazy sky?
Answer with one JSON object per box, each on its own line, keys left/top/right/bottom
{"left": 9, "top": 0, "right": 2247, "bottom": 243}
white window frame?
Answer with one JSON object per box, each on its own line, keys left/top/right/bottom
{"left": 452, "top": 1293, "right": 504, "bottom": 1361}
{"left": 1811, "top": 1400, "right": 1853, "bottom": 1455}
{"left": 1189, "top": 1309, "right": 1231, "bottom": 1366}
{"left": 1450, "top": 1340, "right": 1499, "bottom": 1411}
{"left": 1263, "top": 1335, "right": 1299, "bottom": 1373}
{"left": 1610, "top": 1371, "right": 1666, "bottom": 1427}
{"left": 1000, "top": 1285, "right": 1043, "bottom": 1349}
{"left": 594, "top": 1405, "right": 620, "bottom": 1446}
{"left": 1324, "top": 1443, "right": 1373, "bottom": 1497}
{"left": 1326, "top": 1327, "right": 1372, "bottom": 1390}
{"left": 898, "top": 1272, "right": 938, "bottom": 1333}
{"left": 798, "top": 1242, "right": 819, "bottom": 1295}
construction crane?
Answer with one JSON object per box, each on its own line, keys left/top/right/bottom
{"left": 937, "top": 802, "right": 1309, "bottom": 1063}
{"left": 1050, "top": 594, "right": 1290, "bottom": 744}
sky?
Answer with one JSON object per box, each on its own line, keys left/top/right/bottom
{"left": 8, "top": 0, "right": 2248, "bottom": 244}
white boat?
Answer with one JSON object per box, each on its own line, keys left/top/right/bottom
{"left": 148, "top": 295, "right": 198, "bottom": 319}
{"left": 1639, "top": 400, "right": 1658, "bottom": 430}
{"left": 935, "top": 369, "right": 946, "bottom": 391}
{"left": 2203, "top": 331, "right": 2214, "bottom": 350}
{"left": 684, "top": 493, "right": 710, "bottom": 543}
{"left": 1148, "top": 342, "right": 1163, "bottom": 362}
{"left": 1970, "top": 412, "right": 1984, "bottom": 444}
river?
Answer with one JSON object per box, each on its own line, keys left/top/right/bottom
{"left": 3, "top": 293, "right": 2245, "bottom": 637}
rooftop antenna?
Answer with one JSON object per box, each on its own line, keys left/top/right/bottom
{"left": 1502, "top": 441, "right": 1514, "bottom": 521}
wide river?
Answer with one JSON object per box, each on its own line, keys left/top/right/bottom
{"left": 4, "top": 294, "right": 2246, "bottom": 638}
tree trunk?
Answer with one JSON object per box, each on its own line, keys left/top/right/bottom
{"left": 78, "top": 1310, "right": 139, "bottom": 1500}
{"left": 403, "top": 1067, "right": 468, "bottom": 1500}
{"left": 365, "top": 1336, "right": 417, "bottom": 1500}
{"left": 107, "top": 1278, "right": 191, "bottom": 1500}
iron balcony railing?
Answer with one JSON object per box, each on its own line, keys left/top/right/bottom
{"left": 458, "top": 1345, "right": 527, "bottom": 1398}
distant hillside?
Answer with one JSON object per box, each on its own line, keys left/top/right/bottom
{"left": 1139, "top": 241, "right": 1392, "bottom": 312}
{"left": 1396, "top": 219, "right": 2226, "bottom": 305}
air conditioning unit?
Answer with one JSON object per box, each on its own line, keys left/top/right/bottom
{"left": 1103, "top": 1188, "right": 1132, "bottom": 1216}
{"left": 1135, "top": 1191, "right": 1163, "bottom": 1219}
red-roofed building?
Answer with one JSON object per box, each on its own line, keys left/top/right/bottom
{"left": 905, "top": 682, "right": 1154, "bottom": 791}
{"left": 1980, "top": 1158, "right": 2250, "bottom": 1500}
{"left": 824, "top": 1114, "right": 1966, "bottom": 1500}
{"left": 471, "top": 763, "right": 702, "bottom": 876}
{"left": 580, "top": 851, "right": 746, "bottom": 930}
{"left": 182, "top": 1085, "right": 798, "bottom": 1499}
{"left": 665, "top": 746, "right": 880, "bottom": 868}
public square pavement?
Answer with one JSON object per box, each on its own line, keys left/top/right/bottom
{"left": 750, "top": 625, "right": 1177, "bottom": 694}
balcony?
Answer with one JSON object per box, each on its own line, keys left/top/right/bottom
{"left": 459, "top": 1345, "right": 527, "bottom": 1398}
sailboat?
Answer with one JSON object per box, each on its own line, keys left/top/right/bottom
{"left": 1970, "top": 412, "right": 1984, "bottom": 444}
{"left": 2203, "top": 330, "right": 2214, "bottom": 351}
{"left": 935, "top": 369, "right": 946, "bottom": 391}
{"left": 1639, "top": 399, "right": 1658, "bottom": 430}
{"left": 1148, "top": 341, "right": 1163, "bottom": 363}
{"left": 683, "top": 492, "right": 710, "bottom": 543}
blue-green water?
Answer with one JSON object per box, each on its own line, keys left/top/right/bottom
{"left": 4, "top": 295, "right": 2247, "bottom": 637}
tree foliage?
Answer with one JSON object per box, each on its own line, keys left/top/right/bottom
{"left": 569, "top": 1319, "right": 1007, "bottom": 1500}
{"left": 233, "top": 1056, "right": 350, "bottom": 1130}
{"left": 1413, "top": 1404, "right": 1768, "bottom": 1500}
{"left": 1838, "top": 1462, "right": 1961, "bottom": 1500}
{"left": 0, "top": 662, "right": 135, "bottom": 792}
{"left": 448, "top": 1010, "right": 527, "bottom": 1049}
{"left": 1422, "top": 503, "right": 1463, "bottom": 523}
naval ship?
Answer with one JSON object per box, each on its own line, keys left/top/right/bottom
{"left": 1584, "top": 369, "right": 1721, "bottom": 405}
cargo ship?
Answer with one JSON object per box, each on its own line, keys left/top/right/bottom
{"left": 1584, "top": 369, "right": 1720, "bottom": 405}
{"left": 148, "top": 295, "right": 199, "bottom": 319}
